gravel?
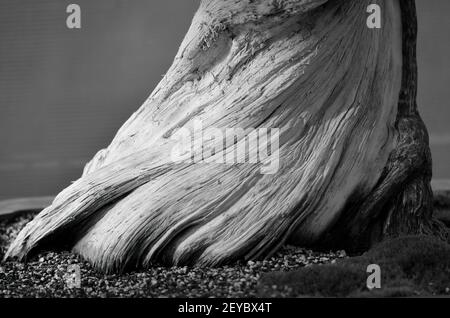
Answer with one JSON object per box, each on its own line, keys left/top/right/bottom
{"left": 0, "top": 213, "right": 346, "bottom": 298}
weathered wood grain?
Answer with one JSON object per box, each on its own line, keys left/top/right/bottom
{"left": 5, "top": 0, "right": 445, "bottom": 272}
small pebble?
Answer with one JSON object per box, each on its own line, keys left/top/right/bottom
{"left": 0, "top": 212, "right": 346, "bottom": 298}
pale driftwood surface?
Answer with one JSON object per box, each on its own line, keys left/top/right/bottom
{"left": 5, "top": 0, "right": 445, "bottom": 272}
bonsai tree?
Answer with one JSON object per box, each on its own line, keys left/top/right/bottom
{"left": 5, "top": 0, "right": 448, "bottom": 272}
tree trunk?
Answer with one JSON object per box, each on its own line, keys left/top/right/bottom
{"left": 5, "top": 0, "right": 448, "bottom": 272}
{"left": 317, "top": 0, "right": 449, "bottom": 251}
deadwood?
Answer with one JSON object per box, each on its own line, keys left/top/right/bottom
{"left": 5, "top": 0, "right": 448, "bottom": 272}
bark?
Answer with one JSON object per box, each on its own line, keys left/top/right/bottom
{"left": 317, "top": 0, "right": 449, "bottom": 251}
{"left": 5, "top": 0, "right": 448, "bottom": 272}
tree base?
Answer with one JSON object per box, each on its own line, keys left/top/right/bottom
{"left": 4, "top": 0, "right": 446, "bottom": 272}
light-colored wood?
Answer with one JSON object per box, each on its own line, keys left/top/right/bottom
{"left": 6, "top": 0, "right": 442, "bottom": 272}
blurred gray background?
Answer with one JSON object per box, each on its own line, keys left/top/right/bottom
{"left": 0, "top": 0, "right": 448, "bottom": 199}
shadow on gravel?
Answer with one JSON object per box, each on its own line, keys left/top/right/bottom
{"left": 258, "top": 235, "right": 450, "bottom": 297}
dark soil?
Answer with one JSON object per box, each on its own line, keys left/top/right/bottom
{"left": 259, "top": 235, "right": 450, "bottom": 297}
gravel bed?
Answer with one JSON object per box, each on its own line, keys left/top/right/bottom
{"left": 0, "top": 213, "right": 346, "bottom": 298}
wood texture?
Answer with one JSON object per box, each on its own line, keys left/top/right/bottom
{"left": 319, "top": 0, "right": 448, "bottom": 250}
{"left": 5, "top": 0, "right": 446, "bottom": 272}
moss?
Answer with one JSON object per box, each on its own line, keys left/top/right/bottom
{"left": 258, "top": 235, "right": 450, "bottom": 297}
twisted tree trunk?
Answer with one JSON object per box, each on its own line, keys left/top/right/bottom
{"left": 317, "top": 0, "right": 449, "bottom": 250}
{"left": 5, "top": 0, "right": 448, "bottom": 272}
